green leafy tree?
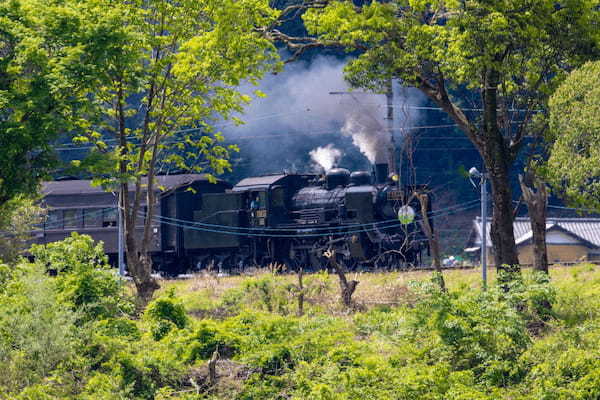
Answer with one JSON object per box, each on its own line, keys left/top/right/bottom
{"left": 0, "top": 196, "right": 43, "bottom": 264}
{"left": 271, "top": 0, "right": 600, "bottom": 270}
{"left": 0, "top": 0, "right": 108, "bottom": 205}
{"left": 67, "top": 0, "right": 280, "bottom": 303}
{"left": 546, "top": 61, "right": 600, "bottom": 212}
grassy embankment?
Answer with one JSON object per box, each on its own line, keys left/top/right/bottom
{"left": 160, "top": 264, "right": 597, "bottom": 319}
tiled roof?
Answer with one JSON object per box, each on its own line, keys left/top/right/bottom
{"left": 469, "top": 217, "right": 600, "bottom": 249}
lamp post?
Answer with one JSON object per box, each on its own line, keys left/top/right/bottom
{"left": 469, "top": 167, "right": 488, "bottom": 290}
{"left": 118, "top": 191, "right": 125, "bottom": 277}
{"left": 113, "top": 190, "right": 126, "bottom": 277}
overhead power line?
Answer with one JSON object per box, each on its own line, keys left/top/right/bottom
{"left": 145, "top": 201, "right": 480, "bottom": 238}
{"left": 52, "top": 123, "right": 467, "bottom": 152}
{"left": 145, "top": 199, "right": 481, "bottom": 232}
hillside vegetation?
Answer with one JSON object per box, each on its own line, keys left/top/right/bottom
{"left": 3, "top": 234, "right": 600, "bottom": 399}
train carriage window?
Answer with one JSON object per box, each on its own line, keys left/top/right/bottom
{"left": 84, "top": 209, "right": 102, "bottom": 228}
{"left": 103, "top": 209, "right": 117, "bottom": 227}
{"left": 63, "top": 209, "right": 79, "bottom": 228}
{"left": 46, "top": 210, "right": 62, "bottom": 229}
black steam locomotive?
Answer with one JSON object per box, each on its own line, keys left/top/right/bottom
{"left": 37, "top": 164, "right": 432, "bottom": 274}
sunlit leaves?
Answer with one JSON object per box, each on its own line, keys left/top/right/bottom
{"left": 546, "top": 61, "right": 600, "bottom": 212}
{"left": 61, "top": 0, "right": 279, "bottom": 192}
{"left": 0, "top": 0, "right": 94, "bottom": 203}
{"left": 303, "top": 0, "right": 600, "bottom": 98}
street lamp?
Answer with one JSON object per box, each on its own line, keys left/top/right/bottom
{"left": 112, "top": 190, "right": 126, "bottom": 277}
{"left": 469, "top": 167, "right": 488, "bottom": 290}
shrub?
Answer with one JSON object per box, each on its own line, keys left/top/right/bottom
{"left": 29, "top": 232, "right": 108, "bottom": 274}
{"left": 499, "top": 270, "right": 557, "bottom": 329}
{"left": 0, "top": 264, "right": 78, "bottom": 392}
{"left": 33, "top": 233, "right": 134, "bottom": 322}
{"left": 145, "top": 292, "right": 188, "bottom": 329}
{"left": 0, "top": 263, "right": 12, "bottom": 291}
{"left": 185, "top": 319, "right": 241, "bottom": 362}
{"left": 239, "top": 275, "right": 295, "bottom": 314}
{"left": 144, "top": 292, "right": 189, "bottom": 340}
{"left": 94, "top": 317, "right": 141, "bottom": 340}
{"left": 406, "top": 280, "right": 531, "bottom": 379}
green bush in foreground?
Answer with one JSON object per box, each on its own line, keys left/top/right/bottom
{"left": 5, "top": 234, "right": 600, "bottom": 399}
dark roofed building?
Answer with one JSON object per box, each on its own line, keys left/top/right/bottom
{"left": 465, "top": 217, "right": 600, "bottom": 265}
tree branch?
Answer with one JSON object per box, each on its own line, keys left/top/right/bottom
{"left": 415, "top": 73, "right": 483, "bottom": 149}
{"left": 265, "top": 29, "right": 364, "bottom": 64}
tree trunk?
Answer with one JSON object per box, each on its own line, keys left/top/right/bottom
{"left": 486, "top": 163, "right": 520, "bottom": 271}
{"left": 297, "top": 266, "right": 304, "bottom": 316}
{"left": 208, "top": 347, "right": 220, "bottom": 389}
{"left": 120, "top": 181, "right": 159, "bottom": 307}
{"left": 519, "top": 173, "right": 549, "bottom": 274}
{"left": 325, "top": 249, "right": 359, "bottom": 308}
{"left": 117, "top": 80, "right": 160, "bottom": 307}
{"left": 480, "top": 69, "right": 520, "bottom": 275}
{"left": 125, "top": 238, "right": 160, "bottom": 307}
{"left": 417, "top": 192, "right": 445, "bottom": 291}
{"left": 415, "top": 68, "right": 521, "bottom": 278}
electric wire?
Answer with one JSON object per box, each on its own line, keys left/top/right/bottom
{"left": 145, "top": 202, "right": 480, "bottom": 238}
{"left": 149, "top": 199, "right": 481, "bottom": 232}
{"left": 546, "top": 204, "right": 600, "bottom": 213}
{"left": 51, "top": 123, "right": 467, "bottom": 152}
{"left": 513, "top": 201, "right": 600, "bottom": 214}
{"left": 147, "top": 203, "right": 478, "bottom": 238}
{"left": 39, "top": 198, "right": 479, "bottom": 233}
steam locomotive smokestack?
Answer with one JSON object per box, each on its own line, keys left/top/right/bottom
{"left": 375, "top": 163, "right": 389, "bottom": 184}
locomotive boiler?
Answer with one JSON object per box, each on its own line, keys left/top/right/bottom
{"left": 183, "top": 162, "right": 432, "bottom": 273}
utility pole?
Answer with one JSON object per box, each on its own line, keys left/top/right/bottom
{"left": 118, "top": 189, "right": 125, "bottom": 277}
{"left": 480, "top": 173, "right": 488, "bottom": 290}
{"left": 469, "top": 167, "right": 488, "bottom": 290}
{"left": 386, "top": 78, "right": 398, "bottom": 183}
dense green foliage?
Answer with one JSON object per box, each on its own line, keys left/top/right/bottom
{"left": 0, "top": 0, "right": 90, "bottom": 204}
{"left": 547, "top": 61, "right": 600, "bottom": 212}
{"left": 0, "top": 196, "right": 43, "bottom": 263}
{"left": 3, "top": 234, "right": 600, "bottom": 398}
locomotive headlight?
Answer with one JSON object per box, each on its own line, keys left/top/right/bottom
{"left": 397, "top": 205, "right": 415, "bottom": 224}
{"left": 390, "top": 173, "right": 399, "bottom": 182}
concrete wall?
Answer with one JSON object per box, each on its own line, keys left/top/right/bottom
{"left": 518, "top": 244, "right": 591, "bottom": 265}
{"left": 478, "top": 244, "right": 592, "bottom": 266}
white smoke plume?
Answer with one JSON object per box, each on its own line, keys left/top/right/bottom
{"left": 309, "top": 144, "right": 343, "bottom": 172}
{"left": 341, "top": 105, "right": 391, "bottom": 164}
{"left": 220, "top": 56, "right": 423, "bottom": 175}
